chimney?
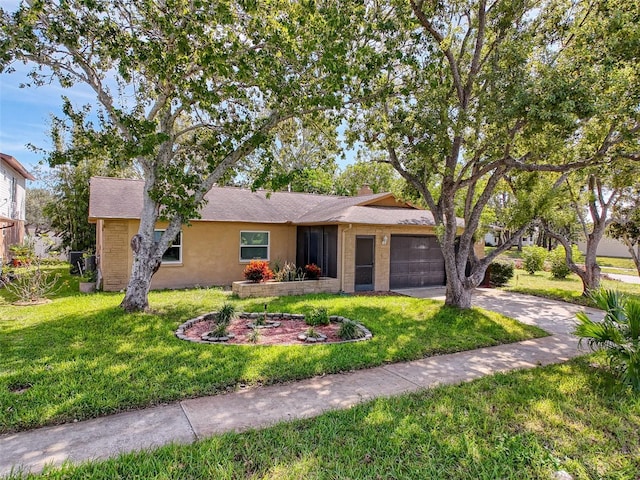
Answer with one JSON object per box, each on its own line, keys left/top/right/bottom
{"left": 357, "top": 184, "right": 373, "bottom": 196}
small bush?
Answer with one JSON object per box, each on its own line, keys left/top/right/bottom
{"left": 489, "top": 261, "right": 514, "bottom": 287}
{"left": 548, "top": 246, "right": 571, "bottom": 279}
{"left": 217, "top": 303, "right": 237, "bottom": 326}
{"left": 1, "top": 264, "right": 61, "bottom": 303}
{"left": 211, "top": 322, "right": 229, "bottom": 338}
{"left": 549, "top": 245, "right": 583, "bottom": 279}
{"left": 338, "top": 320, "right": 365, "bottom": 340}
{"left": 522, "top": 246, "right": 548, "bottom": 274}
{"left": 304, "top": 327, "right": 322, "bottom": 339}
{"left": 306, "top": 306, "right": 330, "bottom": 326}
{"left": 273, "top": 262, "right": 297, "bottom": 282}
{"left": 9, "top": 241, "right": 35, "bottom": 266}
{"left": 304, "top": 263, "right": 321, "bottom": 280}
{"left": 247, "top": 329, "right": 261, "bottom": 344}
{"left": 243, "top": 260, "right": 273, "bottom": 283}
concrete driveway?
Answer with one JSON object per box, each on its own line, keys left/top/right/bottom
{"left": 392, "top": 287, "right": 603, "bottom": 336}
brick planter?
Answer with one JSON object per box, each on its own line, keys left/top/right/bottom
{"left": 232, "top": 278, "right": 341, "bottom": 298}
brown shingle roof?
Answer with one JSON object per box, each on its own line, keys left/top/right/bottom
{"left": 89, "top": 176, "right": 462, "bottom": 227}
{"left": 0, "top": 153, "right": 35, "bottom": 181}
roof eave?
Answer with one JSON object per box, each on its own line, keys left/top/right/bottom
{"left": 0, "top": 153, "right": 35, "bottom": 181}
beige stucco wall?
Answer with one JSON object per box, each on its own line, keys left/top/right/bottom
{"left": 339, "top": 224, "right": 439, "bottom": 293}
{"left": 98, "top": 220, "right": 297, "bottom": 291}
{"left": 97, "top": 219, "right": 468, "bottom": 293}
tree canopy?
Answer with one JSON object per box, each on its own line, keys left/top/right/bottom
{"left": 1, "top": 0, "right": 372, "bottom": 311}
{"left": 348, "top": 0, "right": 640, "bottom": 307}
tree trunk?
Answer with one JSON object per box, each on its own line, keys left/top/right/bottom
{"left": 580, "top": 235, "right": 602, "bottom": 295}
{"left": 622, "top": 241, "right": 640, "bottom": 277}
{"left": 632, "top": 245, "right": 640, "bottom": 277}
{"left": 444, "top": 277, "right": 473, "bottom": 308}
{"left": 119, "top": 175, "right": 182, "bottom": 312}
{"left": 120, "top": 244, "right": 161, "bottom": 312}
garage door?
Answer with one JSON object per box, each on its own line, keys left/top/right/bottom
{"left": 390, "top": 235, "right": 446, "bottom": 289}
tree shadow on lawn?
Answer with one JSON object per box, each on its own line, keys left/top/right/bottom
{"left": 1, "top": 292, "right": 543, "bottom": 433}
{"left": 46, "top": 358, "right": 638, "bottom": 480}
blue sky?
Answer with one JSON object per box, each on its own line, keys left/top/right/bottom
{"left": 1, "top": 62, "right": 98, "bottom": 177}
{"left": 0, "top": 1, "right": 62, "bottom": 174}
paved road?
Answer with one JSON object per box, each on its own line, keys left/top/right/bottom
{"left": 0, "top": 290, "right": 602, "bottom": 477}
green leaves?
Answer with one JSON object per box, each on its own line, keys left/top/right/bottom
{"left": 575, "top": 289, "right": 640, "bottom": 391}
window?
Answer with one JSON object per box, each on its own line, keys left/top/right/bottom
{"left": 240, "top": 231, "right": 269, "bottom": 261}
{"left": 154, "top": 230, "right": 182, "bottom": 263}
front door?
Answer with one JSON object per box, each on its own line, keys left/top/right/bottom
{"left": 355, "top": 236, "right": 375, "bottom": 291}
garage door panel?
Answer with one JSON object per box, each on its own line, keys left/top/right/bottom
{"left": 390, "top": 235, "right": 445, "bottom": 288}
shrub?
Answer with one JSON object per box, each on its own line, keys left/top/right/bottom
{"left": 521, "top": 246, "right": 548, "bottom": 274}
{"left": 247, "top": 329, "right": 261, "bottom": 344}
{"left": 9, "top": 241, "right": 35, "bottom": 266}
{"left": 1, "top": 264, "right": 61, "bottom": 303}
{"left": 216, "top": 303, "right": 237, "bottom": 326}
{"left": 304, "top": 263, "right": 321, "bottom": 280}
{"left": 306, "top": 306, "right": 330, "bottom": 326}
{"left": 549, "top": 245, "right": 583, "bottom": 279}
{"left": 211, "top": 322, "right": 229, "bottom": 338}
{"left": 575, "top": 289, "right": 640, "bottom": 391}
{"left": 243, "top": 260, "right": 273, "bottom": 283}
{"left": 548, "top": 246, "right": 571, "bottom": 279}
{"left": 304, "top": 327, "right": 322, "bottom": 339}
{"left": 338, "top": 320, "right": 365, "bottom": 340}
{"left": 489, "top": 261, "right": 514, "bottom": 287}
{"left": 273, "top": 261, "right": 297, "bottom": 282}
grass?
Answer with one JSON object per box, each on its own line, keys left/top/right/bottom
{"left": 486, "top": 246, "right": 639, "bottom": 275}
{"left": 0, "top": 266, "right": 545, "bottom": 434}
{"left": 504, "top": 269, "right": 640, "bottom": 306}
{"left": 9, "top": 357, "right": 640, "bottom": 480}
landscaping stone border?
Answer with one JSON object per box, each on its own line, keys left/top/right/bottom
{"left": 176, "top": 312, "right": 372, "bottom": 345}
{"left": 231, "top": 278, "right": 341, "bottom": 298}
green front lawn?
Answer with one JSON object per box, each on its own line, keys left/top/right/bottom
{"left": 11, "top": 357, "right": 640, "bottom": 480}
{"left": 487, "top": 246, "right": 638, "bottom": 275}
{"left": 597, "top": 255, "right": 637, "bottom": 271}
{"left": 0, "top": 266, "right": 544, "bottom": 433}
{"left": 505, "top": 269, "right": 640, "bottom": 305}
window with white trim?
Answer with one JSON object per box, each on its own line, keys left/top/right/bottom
{"left": 154, "top": 230, "right": 182, "bottom": 263}
{"left": 240, "top": 231, "right": 269, "bottom": 261}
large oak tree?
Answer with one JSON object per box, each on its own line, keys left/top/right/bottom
{"left": 1, "top": 0, "right": 369, "bottom": 311}
{"left": 351, "top": 0, "right": 639, "bottom": 308}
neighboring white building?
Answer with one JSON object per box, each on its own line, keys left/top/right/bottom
{"left": 0, "top": 153, "right": 35, "bottom": 264}
{"left": 25, "top": 227, "right": 67, "bottom": 261}
{"left": 485, "top": 227, "right": 535, "bottom": 248}
{"left": 577, "top": 236, "right": 632, "bottom": 259}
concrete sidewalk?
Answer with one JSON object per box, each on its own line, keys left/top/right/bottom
{"left": 0, "top": 290, "right": 602, "bottom": 477}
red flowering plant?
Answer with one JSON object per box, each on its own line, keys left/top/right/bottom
{"left": 304, "top": 263, "right": 322, "bottom": 280}
{"left": 243, "top": 260, "right": 274, "bottom": 283}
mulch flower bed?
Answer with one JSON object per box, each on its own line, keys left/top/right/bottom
{"left": 181, "top": 316, "right": 344, "bottom": 345}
